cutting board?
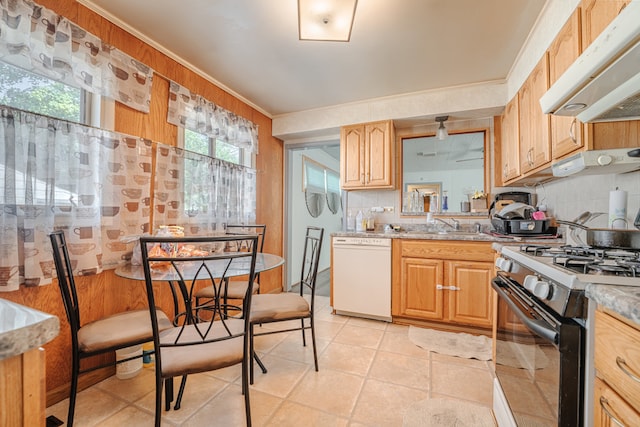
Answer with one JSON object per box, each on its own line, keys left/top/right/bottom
{"left": 495, "top": 200, "right": 514, "bottom": 212}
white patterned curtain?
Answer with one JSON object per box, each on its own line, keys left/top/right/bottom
{"left": 0, "top": 0, "right": 154, "bottom": 113}
{"left": 154, "top": 143, "right": 256, "bottom": 235}
{"left": 0, "top": 105, "right": 150, "bottom": 291}
{"left": 166, "top": 81, "right": 258, "bottom": 153}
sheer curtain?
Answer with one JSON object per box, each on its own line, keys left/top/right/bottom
{"left": 154, "top": 143, "right": 256, "bottom": 235}
{"left": 166, "top": 81, "right": 258, "bottom": 153}
{"left": 0, "top": 0, "right": 154, "bottom": 112}
{"left": 0, "top": 105, "right": 150, "bottom": 291}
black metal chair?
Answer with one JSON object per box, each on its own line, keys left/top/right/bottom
{"left": 249, "top": 226, "right": 324, "bottom": 383}
{"left": 139, "top": 234, "right": 259, "bottom": 427}
{"left": 49, "top": 230, "right": 172, "bottom": 427}
{"left": 194, "top": 224, "right": 266, "bottom": 319}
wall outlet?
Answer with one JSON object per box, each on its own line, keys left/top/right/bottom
{"left": 383, "top": 207, "right": 394, "bottom": 212}
{"left": 370, "top": 207, "right": 384, "bottom": 213}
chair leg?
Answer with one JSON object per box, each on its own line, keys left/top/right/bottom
{"left": 250, "top": 325, "right": 254, "bottom": 385}
{"left": 67, "top": 356, "right": 80, "bottom": 427}
{"left": 155, "top": 375, "right": 164, "bottom": 427}
{"left": 301, "top": 318, "right": 307, "bottom": 346}
{"left": 174, "top": 375, "right": 188, "bottom": 410}
{"left": 311, "top": 316, "right": 319, "bottom": 372}
{"left": 165, "top": 378, "right": 173, "bottom": 411}
{"left": 254, "top": 353, "right": 268, "bottom": 374}
{"left": 242, "top": 339, "right": 252, "bottom": 427}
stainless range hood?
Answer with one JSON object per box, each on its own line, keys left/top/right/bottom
{"left": 539, "top": 1, "right": 640, "bottom": 123}
{"left": 552, "top": 148, "right": 640, "bottom": 177}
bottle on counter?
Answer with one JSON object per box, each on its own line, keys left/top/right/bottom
{"left": 347, "top": 210, "right": 355, "bottom": 231}
{"left": 355, "top": 210, "right": 364, "bottom": 232}
{"left": 366, "top": 210, "right": 375, "bottom": 231}
{"left": 430, "top": 194, "right": 439, "bottom": 213}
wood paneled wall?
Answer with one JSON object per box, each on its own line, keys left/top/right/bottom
{"left": 1, "top": 0, "right": 284, "bottom": 405}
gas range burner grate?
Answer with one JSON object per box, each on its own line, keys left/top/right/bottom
{"left": 553, "top": 254, "right": 601, "bottom": 271}
{"left": 616, "top": 259, "right": 640, "bottom": 277}
{"left": 519, "top": 244, "right": 552, "bottom": 256}
{"left": 587, "top": 263, "right": 636, "bottom": 277}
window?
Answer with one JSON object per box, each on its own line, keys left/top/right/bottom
{"left": 0, "top": 61, "right": 83, "bottom": 122}
{"left": 184, "top": 128, "right": 251, "bottom": 167}
{"left": 0, "top": 61, "right": 109, "bottom": 207}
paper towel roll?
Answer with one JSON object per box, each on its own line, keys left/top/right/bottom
{"left": 609, "top": 190, "right": 628, "bottom": 229}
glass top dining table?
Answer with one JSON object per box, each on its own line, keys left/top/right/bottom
{"left": 114, "top": 253, "right": 285, "bottom": 282}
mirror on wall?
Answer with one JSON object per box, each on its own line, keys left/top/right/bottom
{"left": 401, "top": 130, "right": 488, "bottom": 215}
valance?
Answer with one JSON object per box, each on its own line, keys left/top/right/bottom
{"left": 167, "top": 81, "right": 258, "bottom": 154}
{"left": 0, "top": 0, "right": 154, "bottom": 113}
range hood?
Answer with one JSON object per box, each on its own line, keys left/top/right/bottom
{"left": 552, "top": 148, "right": 640, "bottom": 177}
{"left": 539, "top": 1, "right": 640, "bottom": 123}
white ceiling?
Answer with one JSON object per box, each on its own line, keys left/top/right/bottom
{"left": 80, "top": 0, "right": 547, "bottom": 119}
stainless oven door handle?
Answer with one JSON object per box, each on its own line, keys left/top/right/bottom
{"left": 492, "top": 281, "right": 558, "bottom": 344}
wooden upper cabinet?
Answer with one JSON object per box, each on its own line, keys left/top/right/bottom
{"left": 340, "top": 120, "right": 394, "bottom": 190}
{"left": 581, "top": 0, "right": 630, "bottom": 48}
{"left": 548, "top": 8, "right": 584, "bottom": 159}
{"left": 501, "top": 96, "right": 520, "bottom": 183}
{"left": 519, "top": 53, "right": 551, "bottom": 174}
{"left": 340, "top": 125, "right": 365, "bottom": 188}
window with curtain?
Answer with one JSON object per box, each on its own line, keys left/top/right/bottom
{"left": 184, "top": 128, "right": 249, "bottom": 167}
{"left": 154, "top": 143, "right": 256, "bottom": 235}
{"left": 0, "top": 106, "right": 151, "bottom": 292}
{"left": 0, "top": 61, "right": 83, "bottom": 122}
{"left": 0, "top": 0, "right": 155, "bottom": 113}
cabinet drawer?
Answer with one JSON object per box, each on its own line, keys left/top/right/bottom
{"left": 594, "top": 377, "right": 640, "bottom": 427}
{"left": 595, "top": 310, "right": 640, "bottom": 411}
{"left": 400, "top": 240, "right": 493, "bottom": 262}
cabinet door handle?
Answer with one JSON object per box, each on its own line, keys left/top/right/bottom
{"left": 599, "top": 396, "right": 625, "bottom": 427}
{"left": 436, "top": 285, "right": 460, "bottom": 291}
{"left": 569, "top": 118, "right": 577, "bottom": 144}
{"left": 616, "top": 356, "right": 640, "bottom": 383}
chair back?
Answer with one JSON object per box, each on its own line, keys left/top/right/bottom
{"left": 139, "top": 234, "right": 259, "bottom": 370}
{"left": 49, "top": 231, "right": 82, "bottom": 344}
{"left": 225, "top": 224, "right": 266, "bottom": 253}
{"left": 298, "top": 226, "right": 324, "bottom": 304}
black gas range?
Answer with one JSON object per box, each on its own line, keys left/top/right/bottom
{"left": 492, "top": 244, "right": 640, "bottom": 427}
{"left": 497, "top": 244, "right": 640, "bottom": 317}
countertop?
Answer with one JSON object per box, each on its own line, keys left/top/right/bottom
{"left": 0, "top": 299, "right": 60, "bottom": 360}
{"left": 332, "top": 230, "right": 565, "bottom": 245}
{"left": 586, "top": 285, "right": 640, "bottom": 325}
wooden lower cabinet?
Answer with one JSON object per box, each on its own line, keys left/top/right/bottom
{"left": 594, "top": 308, "right": 640, "bottom": 425}
{"left": 0, "top": 347, "right": 46, "bottom": 427}
{"left": 594, "top": 377, "right": 640, "bottom": 426}
{"left": 392, "top": 240, "right": 493, "bottom": 330}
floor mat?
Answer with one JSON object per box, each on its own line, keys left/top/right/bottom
{"left": 403, "top": 398, "right": 496, "bottom": 426}
{"left": 408, "top": 326, "right": 491, "bottom": 360}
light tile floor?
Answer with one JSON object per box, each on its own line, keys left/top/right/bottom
{"left": 46, "top": 296, "right": 495, "bottom": 426}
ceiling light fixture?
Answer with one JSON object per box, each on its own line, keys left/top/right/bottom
{"left": 298, "top": 0, "right": 358, "bottom": 42}
{"left": 435, "top": 116, "right": 449, "bottom": 140}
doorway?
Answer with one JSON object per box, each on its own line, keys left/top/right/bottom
{"left": 284, "top": 142, "right": 342, "bottom": 295}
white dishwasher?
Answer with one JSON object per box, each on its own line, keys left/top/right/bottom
{"left": 332, "top": 236, "right": 391, "bottom": 322}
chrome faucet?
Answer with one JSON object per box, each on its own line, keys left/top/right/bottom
{"left": 434, "top": 217, "right": 460, "bottom": 231}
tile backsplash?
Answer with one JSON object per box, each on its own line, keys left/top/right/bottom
{"left": 345, "top": 170, "right": 640, "bottom": 237}
{"left": 535, "top": 170, "right": 640, "bottom": 241}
